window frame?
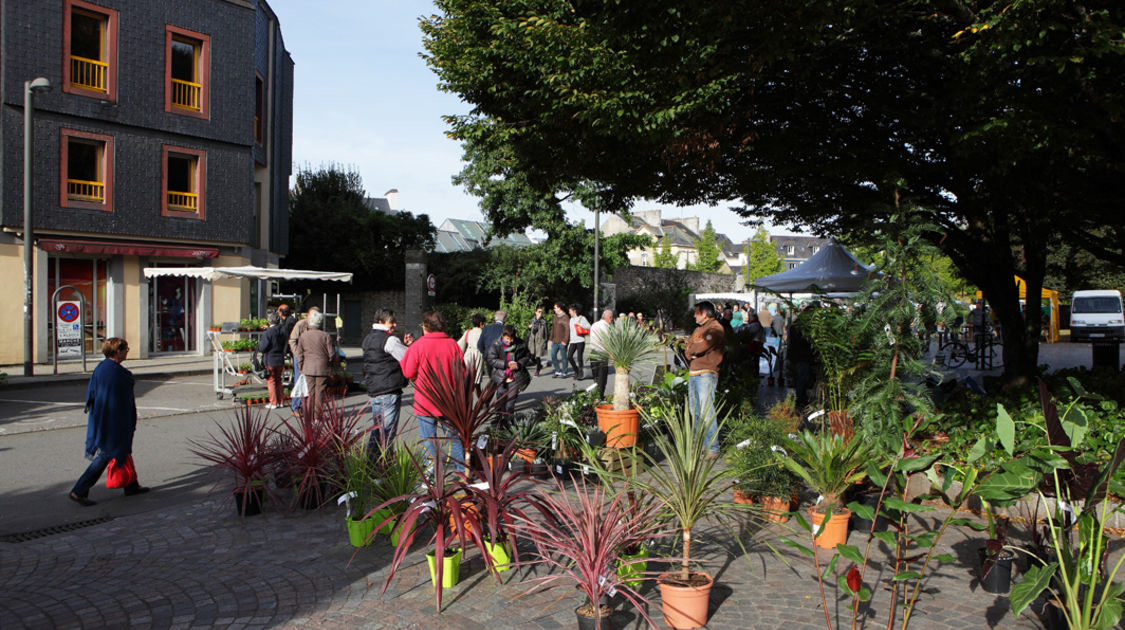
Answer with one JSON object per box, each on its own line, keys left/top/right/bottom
{"left": 254, "top": 72, "right": 265, "bottom": 146}
{"left": 62, "top": 0, "right": 118, "bottom": 101}
{"left": 59, "top": 128, "right": 114, "bottom": 212}
{"left": 163, "top": 25, "right": 211, "bottom": 119}
{"left": 161, "top": 145, "right": 206, "bottom": 220}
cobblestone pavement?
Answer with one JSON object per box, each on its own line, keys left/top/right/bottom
{"left": 1, "top": 486, "right": 1049, "bottom": 630}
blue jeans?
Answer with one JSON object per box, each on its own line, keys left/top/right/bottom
{"left": 688, "top": 372, "right": 720, "bottom": 453}
{"left": 550, "top": 342, "right": 569, "bottom": 375}
{"left": 417, "top": 415, "right": 464, "bottom": 473}
{"left": 71, "top": 451, "right": 140, "bottom": 497}
{"left": 368, "top": 392, "right": 402, "bottom": 452}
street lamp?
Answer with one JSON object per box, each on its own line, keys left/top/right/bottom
{"left": 24, "top": 77, "right": 51, "bottom": 376}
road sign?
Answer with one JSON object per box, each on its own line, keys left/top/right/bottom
{"left": 426, "top": 273, "right": 436, "bottom": 297}
{"left": 56, "top": 301, "right": 82, "bottom": 359}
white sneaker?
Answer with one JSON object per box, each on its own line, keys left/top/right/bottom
{"left": 265, "top": 404, "right": 278, "bottom": 409}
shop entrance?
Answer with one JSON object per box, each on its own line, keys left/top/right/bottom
{"left": 47, "top": 257, "right": 109, "bottom": 358}
{"left": 149, "top": 273, "right": 197, "bottom": 353}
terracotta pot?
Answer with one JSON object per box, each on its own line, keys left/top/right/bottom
{"left": 810, "top": 506, "right": 851, "bottom": 549}
{"left": 658, "top": 571, "right": 714, "bottom": 629}
{"left": 759, "top": 495, "right": 793, "bottom": 524}
{"left": 595, "top": 405, "right": 641, "bottom": 448}
{"left": 732, "top": 489, "right": 754, "bottom": 505}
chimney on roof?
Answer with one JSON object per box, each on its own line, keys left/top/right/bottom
{"left": 384, "top": 189, "right": 400, "bottom": 210}
{"left": 681, "top": 217, "right": 700, "bottom": 235}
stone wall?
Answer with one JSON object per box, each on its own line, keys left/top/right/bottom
{"left": 613, "top": 265, "right": 738, "bottom": 300}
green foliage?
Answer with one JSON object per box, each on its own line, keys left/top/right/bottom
{"left": 724, "top": 416, "right": 799, "bottom": 498}
{"left": 688, "top": 220, "right": 723, "bottom": 272}
{"left": 744, "top": 227, "right": 783, "bottom": 284}
{"left": 794, "top": 304, "right": 858, "bottom": 414}
{"left": 499, "top": 293, "right": 539, "bottom": 337}
{"left": 654, "top": 235, "right": 678, "bottom": 269}
{"left": 287, "top": 165, "right": 434, "bottom": 290}
{"left": 588, "top": 319, "right": 662, "bottom": 411}
{"left": 431, "top": 303, "right": 492, "bottom": 341}
{"left": 778, "top": 430, "right": 872, "bottom": 508}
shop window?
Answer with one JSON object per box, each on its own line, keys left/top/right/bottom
{"left": 63, "top": 0, "right": 118, "bottom": 101}
{"left": 162, "top": 146, "right": 206, "bottom": 219}
{"left": 164, "top": 25, "right": 210, "bottom": 118}
{"left": 60, "top": 128, "right": 113, "bottom": 211}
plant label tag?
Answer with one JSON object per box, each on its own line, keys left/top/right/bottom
{"left": 551, "top": 432, "right": 557, "bottom": 450}
{"left": 597, "top": 574, "right": 617, "bottom": 597}
{"left": 582, "top": 464, "right": 591, "bottom": 475}
{"left": 735, "top": 438, "right": 752, "bottom": 450}
{"left": 561, "top": 419, "right": 579, "bottom": 429}
{"left": 297, "top": 444, "right": 311, "bottom": 460}
{"left": 555, "top": 464, "right": 563, "bottom": 475}
{"left": 469, "top": 481, "right": 489, "bottom": 491}
{"left": 808, "top": 409, "right": 826, "bottom": 421}
{"left": 476, "top": 434, "right": 489, "bottom": 449}
{"left": 770, "top": 445, "right": 788, "bottom": 456}
{"left": 339, "top": 491, "right": 356, "bottom": 504}
{"left": 418, "top": 500, "right": 436, "bottom": 513}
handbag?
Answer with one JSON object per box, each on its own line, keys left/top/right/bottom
{"left": 290, "top": 373, "right": 309, "bottom": 398}
{"left": 106, "top": 455, "right": 137, "bottom": 489}
{"left": 574, "top": 323, "right": 591, "bottom": 336}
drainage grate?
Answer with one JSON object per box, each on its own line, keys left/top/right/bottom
{"left": 0, "top": 517, "right": 114, "bottom": 543}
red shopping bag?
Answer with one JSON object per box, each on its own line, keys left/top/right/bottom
{"left": 106, "top": 455, "right": 137, "bottom": 489}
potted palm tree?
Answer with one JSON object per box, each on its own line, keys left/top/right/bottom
{"left": 588, "top": 319, "right": 662, "bottom": 448}
{"left": 631, "top": 402, "right": 739, "bottom": 629}
{"left": 778, "top": 429, "right": 872, "bottom": 549}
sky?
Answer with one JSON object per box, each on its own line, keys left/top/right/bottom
{"left": 268, "top": 0, "right": 783, "bottom": 244}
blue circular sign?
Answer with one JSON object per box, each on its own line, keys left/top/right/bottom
{"left": 58, "top": 303, "right": 79, "bottom": 323}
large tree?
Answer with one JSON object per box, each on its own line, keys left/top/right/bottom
{"left": 422, "top": 1, "right": 1125, "bottom": 379}
{"left": 689, "top": 220, "right": 724, "bottom": 272}
{"left": 744, "top": 227, "right": 784, "bottom": 284}
{"left": 287, "top": 165, "right": 435, "bottom": 290}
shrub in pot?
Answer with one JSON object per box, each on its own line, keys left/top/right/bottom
{"left": 778, "top": 429, "right": 871, "bottom": 550}
{"left": 512, "top": 477, "right": 669, "bottom": 630}
{"left": 189, "top": 405, "right": 277, "bottom": 516}
{"left": 724, "top": 416, "right": 799, "bottom": 524}
{"left": 587, "top": 319, "right": 662, "bottom": 448}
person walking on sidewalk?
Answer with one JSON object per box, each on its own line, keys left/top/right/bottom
{"left": 549, "top": 302, "right": 570, "bottom": 377}
{"left": 588, "top": 309, "right": 614, "bottom": 398}
{"left": 527, "top": 305, "right": 549, "bottom": 376}
{"left": 69, "top": 338, "right": 149, "bottom": 506}
{"left": 287, "top": 305, "right": 320, "bottom": 413}
{"left": 257, "top": 313, "right": 287, "bottom": 409}
{"left": 458, "top": 312, "right": 489, "bottom": 391}
{"left": 567, "top": 303, "right": 591, "bottom": 380}
{"left": 486, "top": 325, "right": 534, "bottom": 420}
{"left": 401, "top": 311, "right": 466, "bottom": 471}
{"left": 362, "top": 308, "right": 409, "bottom": 452}
{"left": 686, "top": 301, "right": 725, "bottom": 457}
{"left": 295, "top": 310, "right": 337, "bottom": 419}
{"left": 476, "top": 310, "right": 506, "bottom": 360}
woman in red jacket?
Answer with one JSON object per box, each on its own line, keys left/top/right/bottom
{"left": 400, "top": 311, "right": 465, "bottom": 471}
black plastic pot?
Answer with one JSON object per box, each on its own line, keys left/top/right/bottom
{"left": 529, "top": 461, "right": 550, "bottom": 478}
{"left": 233, "top": 488, "right": 263, "bottom": 516}
{"left": 979, "top": 548, "right": 1016, "bottom": 594}
{"left": 586, "top": 428, "right": 606, "bottom": 448}
{"left": 575, "top": 604, "right": 612, "bottom": 630}
{"left": 551, "top": 458, "right": 574, "bottom": 482}
{"left": 850, "top": 492, "right": 887, "bottom": 533}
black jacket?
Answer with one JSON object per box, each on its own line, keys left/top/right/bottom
{"left": 257, "top": 325, "right": 288, "bottom": 368}
{"left": 477, "top": 321, "right": 504, "bottom": 355}
{"left": 485, "top": 336, "right": 533, "bottom": 389}
{"left": 362, "top": 328, "right": 407, "bottom": 396}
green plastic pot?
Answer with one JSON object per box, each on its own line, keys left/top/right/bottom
{"left": 345, "top": 516, "right": 378, "bottom": 547}
{"left": 484, "top": 539, "right": 512, "bottom": 572}
{"left": 370, "top": 507, "right": 395, "bottom": 535}
{"left": 426, "top": 548, "right": 463, "bottom": 589}
{"left": 617, "top": 545, "right": 650, "bottom": 588}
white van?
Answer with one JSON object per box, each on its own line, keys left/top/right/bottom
{"left": 1070, "top": 290, "right": 1124, "bottom": 342}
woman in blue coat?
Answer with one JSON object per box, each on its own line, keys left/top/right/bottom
{"left": 69, "top": 338, "right": 148, "bottom": 506}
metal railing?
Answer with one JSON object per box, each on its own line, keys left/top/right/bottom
{"left": 71, "top": 55, "right": 108, "bottom": 93}
{"left": 168, "top": 191, "right": 198, "bottom": 211}
{"left": 171, "top": 78, "right": 202, "bottom": 111}
{"left": 67, "top": 179, "right": 105, "bottom": 203}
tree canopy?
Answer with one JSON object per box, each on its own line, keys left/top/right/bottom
{"left": 287, "top": 165, "right": 434, "bottom": 290}
{"left": 689, "top": 220, "right": 724, "bottom": 272}
{"left": 654, "top": 235, "right": 678, "bottom": 269}
{"left": 422, "top": 0, "right": 1125, "bottom": 378}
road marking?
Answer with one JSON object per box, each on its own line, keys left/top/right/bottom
{"left": 0, "top": 399, "right": 83, "bottom": 407}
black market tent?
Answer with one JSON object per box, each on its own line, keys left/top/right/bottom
{"left": 142, "top": 266, "right": 353, "bottom": 282}
{"left": 752, "top": 239, "right": 875, "bottom": 295}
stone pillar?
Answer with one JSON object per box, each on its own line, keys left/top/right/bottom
{"left": 403, "top": 250, "right": 426, "bottom": 337}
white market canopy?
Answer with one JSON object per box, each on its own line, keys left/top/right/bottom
{"left": 143, "top": 265, "right": 353, "bottom": 283}
{"left": 752, "top": 239, "right": 875, "bottom": 295}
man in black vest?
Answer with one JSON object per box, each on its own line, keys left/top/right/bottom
{"left": 362, "top": 308, "right": 409, "bottom": 452}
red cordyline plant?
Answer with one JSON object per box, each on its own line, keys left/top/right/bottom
{"left": 463, "top": 439, "right": 555, "bottom": 571}
{"left": 274, "top": 405, "right": 336, "bottom": 509}
{"left": 367, "top": 447, "right": 492, "bottom": 612}
{"left": 189, "top": 405, "right": 277, "bottom": 515}
{"left": 511, "top": 478, "right": 671, "bottom": 629}
{"left": 419, "top": 361, "right": 506, "bottom": 468}
{"left": 317, "top": 397, "right": 371, "bottom": 460}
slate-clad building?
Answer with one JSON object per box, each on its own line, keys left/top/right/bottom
{"left": 0, "top": 0, "right": 293, "bottom": 363}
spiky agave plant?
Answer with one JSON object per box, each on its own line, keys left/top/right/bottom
{"left": 587, "top": 319, "right": 662, "bottom": 411}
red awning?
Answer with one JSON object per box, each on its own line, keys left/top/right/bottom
{"left": 38, "top": 238, "right": 219, "bottom": 259}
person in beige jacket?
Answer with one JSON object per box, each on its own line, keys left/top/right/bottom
{"left": 287, "top": 306, "right": 319, "bottom": 412}
{"left": 294, "top": 310, "right": 336, "bottom": 418}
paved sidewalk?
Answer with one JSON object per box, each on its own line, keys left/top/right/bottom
{"left": 1, "top": 485, "right": 1045, "bottom": 630}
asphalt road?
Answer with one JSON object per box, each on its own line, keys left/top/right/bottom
{"left": 0, "top": 367, "right": 605, "bottom": 539}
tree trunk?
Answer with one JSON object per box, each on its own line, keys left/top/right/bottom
{"left": 680, "top": 528, "right": 692, "bottom": 582}
{"left": 612, "top": 367, "right": 631, "bottom": 411}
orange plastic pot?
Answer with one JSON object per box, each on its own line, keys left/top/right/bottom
{"left": 810, "top": 506, "right": 851, "bottom": 549}
{"left": 759, "top": 496, "right": 793, "bottom": 524}
{"left": 658, "top": 571, "right": 714, "bottom": 629}
{"left": 595, "top": 405, "right": 640, "bottom": 448}
{"left": 732, "top": 489, "right": 754, "bottom": 505}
